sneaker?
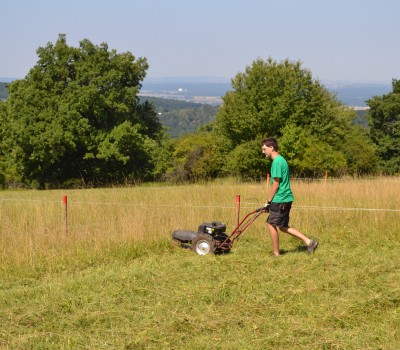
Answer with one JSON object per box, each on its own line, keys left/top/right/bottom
{"left": 306, "top": 239, "right": 318, "bottom": 254}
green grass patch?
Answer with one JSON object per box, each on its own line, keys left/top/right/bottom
{"left": 1, "top": 179, "right": 399, "bottom": 349}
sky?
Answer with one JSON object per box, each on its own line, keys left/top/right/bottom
{"left": 1, "top": 0, "right": 399, "bottom": 83}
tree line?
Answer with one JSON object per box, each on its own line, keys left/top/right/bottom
{"left": 0, "top": 35, "right": 398, "bottom": 189}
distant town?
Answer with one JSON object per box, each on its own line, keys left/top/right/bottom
{"left": 138, "top": 90, "right": 223, "bottom": 106}
{"left": 139, "top": 79, "right": 390, "bottom": 109}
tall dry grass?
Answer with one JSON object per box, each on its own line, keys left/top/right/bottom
{"left": 1, "top": 178, "right": 399, "bottom": 349}
{"left": 1, "top": 177, "right": 399, "bottom": 271}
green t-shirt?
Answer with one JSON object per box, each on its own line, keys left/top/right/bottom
{"left": 270, "top": 155, "right": 294, "bottom": 203}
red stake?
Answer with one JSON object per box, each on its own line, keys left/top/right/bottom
{"left": 235, "top": 194, "right": 240, "bottom": 228}
{"left": 63, "top": 195, "right": 68, "bottom": 234}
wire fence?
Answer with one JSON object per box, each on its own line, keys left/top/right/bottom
{"left": 1, "top": 196, "right": 400, "bottom": 212}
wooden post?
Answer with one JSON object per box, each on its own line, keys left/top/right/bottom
{"left": 63, "top": 195, "right": 68, "bottom": 234}
{"left": 235, "top": 194, "right": 240, "bottom": 228}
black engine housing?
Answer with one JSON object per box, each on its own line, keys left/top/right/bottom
{"left": 197, "top": 221, "right": 226, "bottom": 236}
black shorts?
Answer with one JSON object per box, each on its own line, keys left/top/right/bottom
{"left": 267, "top": 202, "right": 292, "bottom": 228}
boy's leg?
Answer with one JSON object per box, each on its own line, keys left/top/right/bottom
{"left": 267, "top": 223, "right": 280, "bottom": 256}
{"left": 279, "top": 226, "right": 311, "bottom": 246}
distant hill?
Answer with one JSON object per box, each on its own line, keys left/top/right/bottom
{"left": 0, "top": 77, "right": 16, "bottom": 83}
{"left": 325, "top": 82, "right": 391, "bottom": 106}
{"left": 0, "top": 82, "right": 9, "bottom": 100}
{"left": 2, "top": 78, "right": 393, "bottom": 106}
{"left": 142, "top": 77, "right": 392, "bottom": 107}
{"left": 140, "top": 96, "right": 219, "bottom": 137}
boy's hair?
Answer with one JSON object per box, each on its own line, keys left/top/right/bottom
{"left": 261, "top": 138, "right": 278, "bottom": 151}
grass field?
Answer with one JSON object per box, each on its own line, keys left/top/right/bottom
{"left": 0, "top": 178, "right": 399, "bottom": 349}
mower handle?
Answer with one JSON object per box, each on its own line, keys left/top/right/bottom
{"left": 256, "top": 206, "right": 268, "bottom": 213}
{"left": 216, "top": 206, "right": 268, "bottom": 250}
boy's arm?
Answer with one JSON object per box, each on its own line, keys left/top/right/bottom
{"left": 267, "top": 177, "right": 280, "bottom": 203}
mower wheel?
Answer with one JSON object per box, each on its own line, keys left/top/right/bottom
{"left": 191, "top": 234, "right": 215, "bottom": 255}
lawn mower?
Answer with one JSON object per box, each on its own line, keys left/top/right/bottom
{"left": 172, "top": 206, "right": 267, "bottom": 255}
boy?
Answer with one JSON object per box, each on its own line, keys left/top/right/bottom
{"left": 261, "top": 138, "right": 318, "bottom": 256}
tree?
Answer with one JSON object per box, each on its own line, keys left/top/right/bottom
{"left": 223, "top": 140, "right": 267, "bottom": 180}
{"left": 213, "top": 57, "right": 377, "bottom": 177}
{"left": 1, "top": 34, "right": 164, "bottom": 188}
{"left": 165, "top": 127, "right": 224, "bottom": 182}
{"left": 367, "top": 79, "right": 400, "bottom": 174}
{"left": 278, "top": 124, "right": 347, "bottom": 177}
{"left": 215, "top": 58, "right": 348, "bottom": 148}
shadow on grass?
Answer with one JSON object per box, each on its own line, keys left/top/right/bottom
{"left": 279, "top": 244, "right": 309, "bottom": 255}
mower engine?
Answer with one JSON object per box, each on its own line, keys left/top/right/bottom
{"left": 172, "top": 221, "right": 231, "bottom": 255}
{"left": 198, "top": 221, "right": 226, "bottom": 236}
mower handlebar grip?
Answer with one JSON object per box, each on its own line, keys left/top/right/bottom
{"left": 256, "top": 206, "right": 267, "bottom": 213}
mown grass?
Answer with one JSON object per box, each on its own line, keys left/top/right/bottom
{"left": 0, "top": 178, "right": 399, "bottom": 349}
